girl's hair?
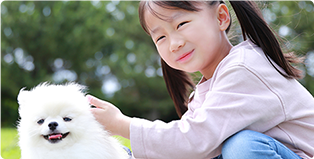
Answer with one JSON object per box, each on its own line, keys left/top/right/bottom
{"left": 138, "top": 1, "right": 303, "bottom": 118}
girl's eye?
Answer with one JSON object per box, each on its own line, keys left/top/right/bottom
{"left": 37, "top": 119, "right": 44, "bottom": 125}
{"left": 156, "top": 36, "right": 165, "bottom": 43}
{"left": 177, "top": 21, "right": 189, "bottom": 29}
{"left": 63, "top": 117, "right": 72, "bottom": 122}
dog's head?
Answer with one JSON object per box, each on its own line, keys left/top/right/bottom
{"left": 17, "top": 82, "right": 95, "bottom": 147}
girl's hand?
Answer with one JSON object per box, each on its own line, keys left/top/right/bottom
{"left": 87, "top": 95, "right": 131, "bottom": 139}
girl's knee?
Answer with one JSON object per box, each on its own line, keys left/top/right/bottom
{"left": 221, "top": 130, "right": 265, "bottom": 158}
{"left": 223, "top": 130, "right": 257, "bottom": 148}
{"left": 221, "top": 130, "right": 301, "bottom": 159}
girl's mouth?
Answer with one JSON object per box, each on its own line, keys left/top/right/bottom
{"left": 176, "top": 49, "right": 194, "bottom": 62}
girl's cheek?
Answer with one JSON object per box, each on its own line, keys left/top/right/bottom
{"left": 157, "top": 42, "right": 168, "bottom": 53}
{"left": 157, "top": 51, "right": 165, "bottom": 60}
{"left": 156, "top": 46, "right": 164, "bottom": 57}
{"left": 157, "top": 50, "right": 167, "bottom": 62}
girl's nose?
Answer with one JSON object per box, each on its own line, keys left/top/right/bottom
{"left": 170, "top": 35, "right": 185, "bottom": 53}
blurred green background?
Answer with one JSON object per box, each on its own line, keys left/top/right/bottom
{"left": 1, "top": 1, "right": 314, "bottom": 158}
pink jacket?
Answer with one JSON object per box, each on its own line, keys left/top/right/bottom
{"left": 130, "top": 40, "right": 314, "bottom": 159}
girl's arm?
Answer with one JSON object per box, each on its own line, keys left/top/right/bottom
{"left": 88, "top": 95, "right": 132, "bottom": 139}
{"left": 128, "top": 65, "right": 286, "bottom": 159}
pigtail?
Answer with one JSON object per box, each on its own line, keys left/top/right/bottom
{"left": 228, "top": 1, "right": 303, "bottom": 79}
{"left": 161, "top": 59, "right": 194, "bottom": 118}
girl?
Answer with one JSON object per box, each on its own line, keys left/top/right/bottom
{"left": 88, "top": 1, "right": 314, "bottom": 159}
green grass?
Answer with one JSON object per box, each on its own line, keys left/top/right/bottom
{"left": 1, "top": 127, "right": 131, "bottom": 159}
{"left": 1, "top": 128, "right": 20, "bottom": 159}
{"left": 115, "top": 135, "right": 132, "bottom": 150}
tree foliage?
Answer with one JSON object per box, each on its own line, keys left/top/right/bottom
{"left": 1, "top": 1, "right": 314, "bottom": 127}
{"left": 267, "top": 1, "right": 314, "bottom": 94}
{"left": 1, "top": 1, "right": 175, "bottom": 127}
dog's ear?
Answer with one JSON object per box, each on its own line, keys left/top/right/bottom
{"left": 17, "top": 87, "right": 30, "bottom": 106}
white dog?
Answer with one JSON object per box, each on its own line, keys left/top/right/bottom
{"left": 17, "top": 82, "right": 130, "bottom": 159}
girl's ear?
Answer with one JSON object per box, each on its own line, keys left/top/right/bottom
{"left": 217, "top": 4, "right": 230, "bottom": 32}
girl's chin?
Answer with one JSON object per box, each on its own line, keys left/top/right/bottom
{"left": 176, "top": 66, "right": 199, "bottom": 73}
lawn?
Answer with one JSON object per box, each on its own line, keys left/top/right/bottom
{"left": 1, "top": 127, "right": 131, "bottom": 159}
{"left": 1, "top": 128, "right": 20, "bottom": 159}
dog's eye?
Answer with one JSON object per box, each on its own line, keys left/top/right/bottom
{"left": 37, "top": 119, "right": 44, "bottom": 125}
{"left": 63, "top": 117, "right": 72, "bottom": 122}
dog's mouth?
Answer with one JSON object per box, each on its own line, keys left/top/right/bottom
{"left": 43, "top": 132, "right": 70, "bottom": 143}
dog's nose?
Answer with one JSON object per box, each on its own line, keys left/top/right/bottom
{"left": 48, "top": 122, "right": 58, "bottom": 131}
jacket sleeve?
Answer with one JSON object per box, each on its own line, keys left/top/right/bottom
{"left": 130, "top": 64, "right": 286, "bottom": 159}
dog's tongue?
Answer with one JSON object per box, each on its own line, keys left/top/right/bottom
{"left": 49, "top": 134, "right": 62, "bottom": 140}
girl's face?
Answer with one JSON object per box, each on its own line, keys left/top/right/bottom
{"left": 144, "top": 2, "right": 231, "bottom": 79}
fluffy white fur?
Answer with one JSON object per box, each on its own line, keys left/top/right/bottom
{"left": 17, "top": 82, "right": 129, "bottom": 159}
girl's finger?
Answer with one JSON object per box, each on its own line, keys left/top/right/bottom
{"left": 86, "top": 95, "right": 107, "bottom": 109}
